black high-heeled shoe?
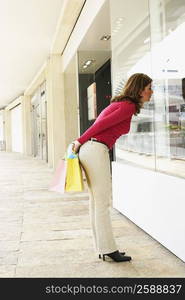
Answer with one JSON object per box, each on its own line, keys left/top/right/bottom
{"left": 100, "top": 250, "right": 132, "bottom": 262}
{"left": 98, "top": 251, "right": 125, "bottom": 259}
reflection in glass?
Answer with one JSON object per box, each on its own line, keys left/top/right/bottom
{"left": 110, "top": 0, "right": 155, "bottom": 170}
{"left": 149, "top": 0, "right": 185, "bottom": 177}
{"left": 110, "top": 0, "right": 185, "bottom": 178}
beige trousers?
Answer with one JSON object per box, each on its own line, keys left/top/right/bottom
{"left": 79, "top": 140, "right": 117, "bottom": 254}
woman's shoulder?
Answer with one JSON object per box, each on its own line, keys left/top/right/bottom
{"left": 108, "top": 101, "right": 135, "bottom": 116}
{"left": 117, "top": 99, "right": 136, "bottom": 114}
{"left": 116, "top": 98, "right": 136, "bottom": 107}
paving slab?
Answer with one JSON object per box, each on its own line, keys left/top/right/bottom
{"left": 0, "top": 152, "right": 185, "bottom": 278}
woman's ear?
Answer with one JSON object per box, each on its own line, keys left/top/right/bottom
{"left": 139, "top": 89, "right": 144, "bottom": 97}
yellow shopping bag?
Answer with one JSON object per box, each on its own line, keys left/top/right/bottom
{"left": 65, "top": 157, "right": 84, "bottom": 192}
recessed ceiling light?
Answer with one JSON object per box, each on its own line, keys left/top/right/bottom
{"left": 85, "top": 60, "right": 93, "bottom": 66}
{"left": 100, "top": 35, "right": 111, "bottom": 41}
{"left": 82, "top": 59, "right": 95, "bottom": 69}
{"left": 144, "top": 37, "right": 150, "bottom": 44}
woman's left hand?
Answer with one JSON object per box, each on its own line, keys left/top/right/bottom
{"left": 72, "top": 140, "right": 81, "bottom": 153}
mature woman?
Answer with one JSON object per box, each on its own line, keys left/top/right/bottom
{"left": 72, "top": 73, "right": 153, "bottom": 262}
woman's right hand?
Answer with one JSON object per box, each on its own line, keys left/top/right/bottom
{"left": 72, "top": 140, "right": 81, "bottom": 153}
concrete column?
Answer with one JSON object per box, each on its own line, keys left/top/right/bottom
{"left": 0, "top": 110, "right": 5, "bottom": 150}
{"left": 22, "top": 95, "right": 32, "bottom": 156}
{"left": 46, "top": 55, "right": 66, "bottom": 169}
{"left": 63, "top": 54, "right": 79, "bottom": 146}
{"left": 46, "top": 54, "right": 79, "bottom": 169}
{"left": 4, "top": 109, "right": 11, "bottom": 152}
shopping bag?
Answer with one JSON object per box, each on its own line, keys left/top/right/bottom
{"left": 65, "top": 156, "right": 84, "bottom": 192}
{"left": 49, "top": 159, "right": 67, "bottom": 193}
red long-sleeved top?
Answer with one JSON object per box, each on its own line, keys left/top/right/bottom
{"left": 77, "top": 100, "right": 136, "bottom": 149}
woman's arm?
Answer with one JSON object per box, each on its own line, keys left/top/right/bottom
{"left": 72, "top": 140, "right": 81, "bottom": 153}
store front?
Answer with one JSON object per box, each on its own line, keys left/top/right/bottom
{"left": 110, "top": 0, "right": 185, "bottom": 262}
{"left": 31, "top": 82, "right": 48, "bottom": 161}
{"left": 62, "top": 0, "right": 185, "bottom": 261}
{"left": 110, "top": 0, "right": 185, "bottom": 178}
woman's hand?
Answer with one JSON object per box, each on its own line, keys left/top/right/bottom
{"left": 72, "top": 140, "right": 81, "bottom": 153}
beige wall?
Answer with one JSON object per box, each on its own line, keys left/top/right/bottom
{"left": 4, "top": 109, "right": 11, "bottom": 151}
{"left": 45, "top": 54, "right": 79, "bottom": 170}
{"left": 4, "top": 97, "right": 22, "bottom": 152}
{"left": 4, "top": 96, "right": 32, "bottom": 155}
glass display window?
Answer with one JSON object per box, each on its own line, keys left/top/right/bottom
{"left": 110, "top": 0, "right": 155, "bottom": 170}
{"left": 110, "top": 0, "right": 185, "bottom": 178}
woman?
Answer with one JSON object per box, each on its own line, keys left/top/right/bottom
{"left": 72, "top": 73, "right": 153, "bottom": 262}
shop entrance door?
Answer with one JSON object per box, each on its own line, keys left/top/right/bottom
{"left": 40, "top": 88, "right": 48, "bottom": 162}
{"left": 31, "top": 82, "right": 48, "bottom": 162}
{"left": 32, "top": 99, "right": 41, "bottom": 158}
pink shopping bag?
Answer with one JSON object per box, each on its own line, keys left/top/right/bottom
{"left": 49, "top": 159, "right": 67, "bottom": 193}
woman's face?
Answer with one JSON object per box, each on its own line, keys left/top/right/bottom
{"left": 140, "top": 83, "right": 153, "bottom": 103}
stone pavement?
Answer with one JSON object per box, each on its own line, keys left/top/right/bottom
{"left": 0, "top": 151, "right": 185, "bottom": 278}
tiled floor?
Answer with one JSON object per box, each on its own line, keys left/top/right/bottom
{"left": 0, "top": 151, "right": 185, "bottom": 278}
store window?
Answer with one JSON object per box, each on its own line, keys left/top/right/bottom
{"left": 110, "top": 0, "right": 155, "bottom": 170}
{"left": 149, "top": 0, "right": 185, "bottom": 178}
{"left": 110, "top": 0, "right": 185, "bottom": 178}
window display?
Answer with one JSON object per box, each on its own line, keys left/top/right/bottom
{"left": 110, "top": 0, "right": 185, "bottom": 178}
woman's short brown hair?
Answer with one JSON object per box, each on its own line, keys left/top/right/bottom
{"left": 111, "top": 73, "right": 152, "bottom": 114}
